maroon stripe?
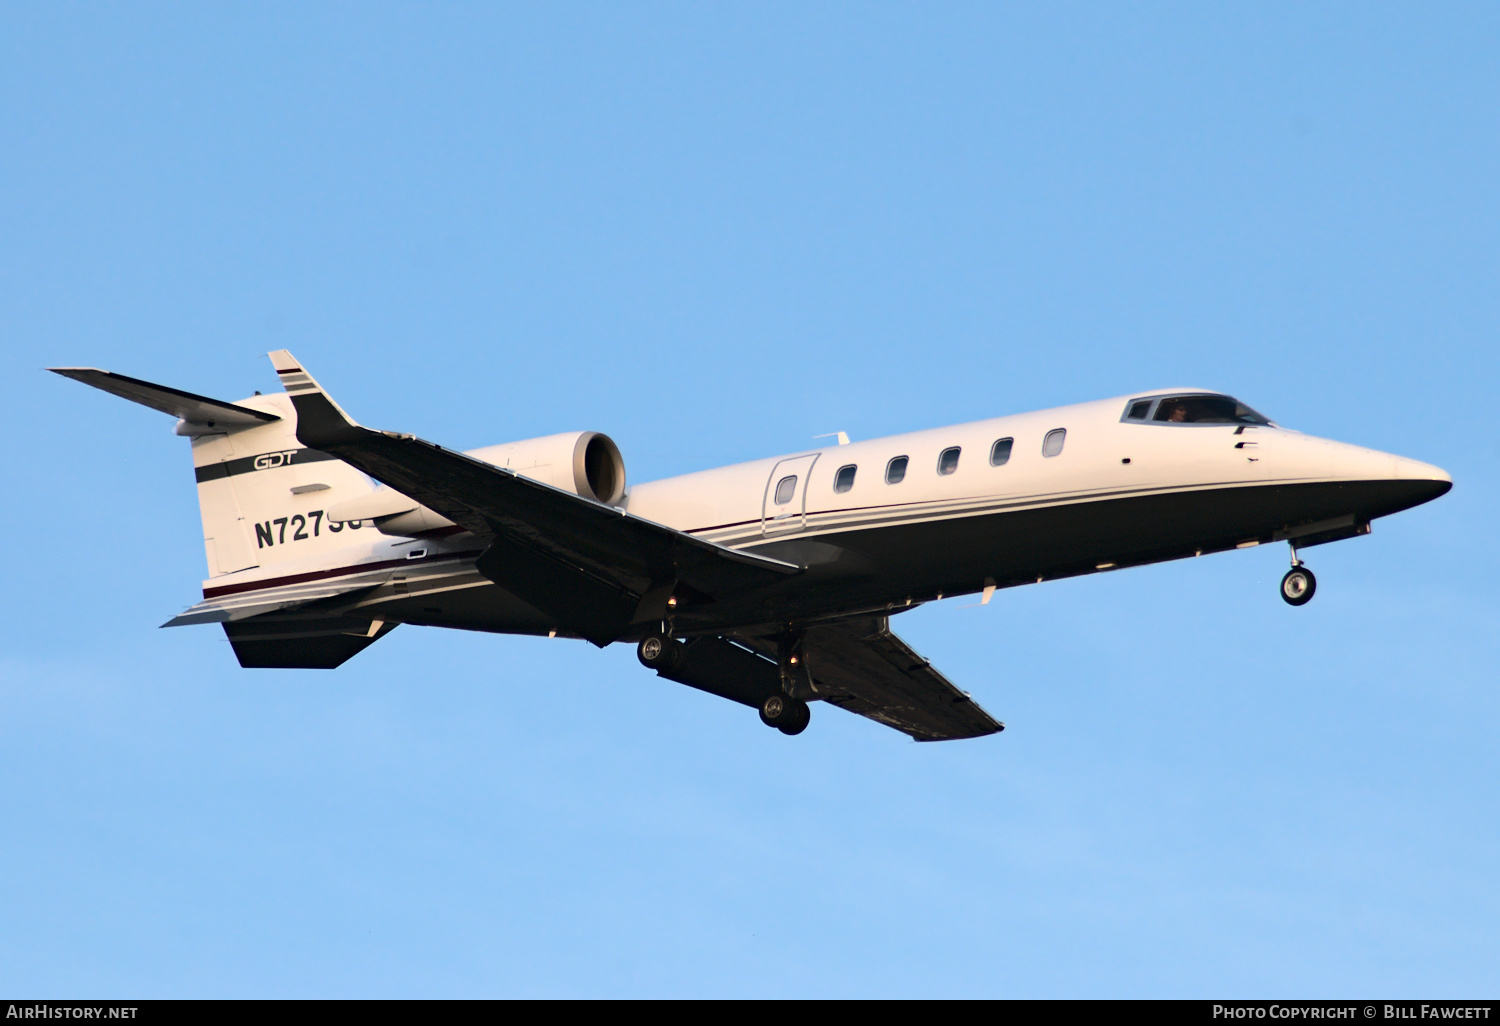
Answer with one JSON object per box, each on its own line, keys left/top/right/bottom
{"left": 203, "top": 549, "right": 483, "bottom": 598}
{"left": 683, "top": 498, "right": 950, "bottom": 536}
{"left": 684, "top": 518, "right": 759, "bottom": 535}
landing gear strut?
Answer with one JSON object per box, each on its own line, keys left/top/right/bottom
{"left": 1280, "top": 543, "right": 1316, "bottom": 606}
{"left": 760, "top": 693, "right": 811, "bottom": 735}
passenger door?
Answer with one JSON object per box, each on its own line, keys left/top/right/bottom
{"left": 761, "top": 454, "right": 820, "bottom": 537}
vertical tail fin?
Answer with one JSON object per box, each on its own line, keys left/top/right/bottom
{"left": 50, "top": 364, "right": 378, "bottom": 577}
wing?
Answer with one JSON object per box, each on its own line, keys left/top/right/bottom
{"left": 266, "top": 351, "right": 800, "bottom": 645}
{"left": 738, "top": 617, "right": 1004, "bottom": 741}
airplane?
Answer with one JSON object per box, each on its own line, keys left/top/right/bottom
{"left": 51, "top": 353, "right": 1451, "bottom": 742}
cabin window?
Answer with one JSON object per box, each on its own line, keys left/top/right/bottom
{"left": 1150, "top": 394, "right": 1271, "bottom": 425}
{"left": 938, "top": 447, "right": 961, "bottom": 475}
{"left": 774, "top": 475, "right": 798, "bottom": 505}
{"left": 834, "top": 465, "right": 857, "bottom": 493}
{"left": 990, "top": 438, "right": 1013, "bottom": 466}
{"left": 1126, "top": 400, "right": 1153, "bottom": 420}
{"left": 886, "top": 456, "right": 908, "bottom": 484}
{"left": 1042, "top": 428, "right": 1067, "bottom": 457}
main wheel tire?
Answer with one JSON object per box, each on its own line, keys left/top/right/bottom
{"left": 1281, "top": 566, "right": 1317, "bottom": 606}
{"left": 759, "top": 693, "right": 788, "bottom": 728}
{"left": 777, "top": 699, "right": 811, "bottom": 736}
{"left": 637, "top": 633, "right": 680, "bottom": 671}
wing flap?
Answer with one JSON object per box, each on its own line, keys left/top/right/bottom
{"left": 739, "top": 617, "right": 1004, "bottom": 741}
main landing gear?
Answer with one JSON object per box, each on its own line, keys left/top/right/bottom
{"left": 1280, "top": 543, "right": 1316, "bottom": 606}
{"left": 636, "top": 631, "right": 681, "bottom": 672}
{"left": 759, "top": 693, "right": 811, "bottom": 736}
{"left": 636, "top": 630, "right": 812, "bottom": 737}
{"left": 764, "top": 633, "right": 813, "bottom": 736}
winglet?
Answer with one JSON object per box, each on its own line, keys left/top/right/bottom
{"left": 267, "top": 350, "right": 364, "bottom": 448}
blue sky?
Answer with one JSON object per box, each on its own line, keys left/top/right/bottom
{"left": 1, "top": 2, "right": 1495, "bottom": 997}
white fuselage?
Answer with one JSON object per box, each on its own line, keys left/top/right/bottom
{"left": 625, "top": 390, "right": 1444, "bottom": 549}
{"left": 192, "top": 388, "right": 1449, "bottom": 637}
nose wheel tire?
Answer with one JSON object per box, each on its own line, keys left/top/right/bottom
{"left": 637, "top": 632, "right": 682, "bottom": 671}
{"left": 759, "top": 694, "right": 811, "bottom": 736}
{"left": 1281, "top": 566, "right": 1316, "bottom": 606}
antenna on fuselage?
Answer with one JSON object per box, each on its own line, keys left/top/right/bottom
{"left": 814, "top": 432, "right": 851, "bottom": 446}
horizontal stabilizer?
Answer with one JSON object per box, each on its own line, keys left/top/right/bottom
{"left": 162, "top": 572, "right": 392, "bottom": 627}
{"left": 49, "top": 367, "right": 279, "bottom": 428}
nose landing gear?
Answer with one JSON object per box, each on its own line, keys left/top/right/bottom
{"left": 1280, "top": 543, "right": 1316, "bottom": 606}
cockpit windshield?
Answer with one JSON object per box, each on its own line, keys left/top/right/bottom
{"left": 1135, "top": 394, "right": 1272, "bottom": 426}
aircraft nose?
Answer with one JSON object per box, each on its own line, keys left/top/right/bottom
{"left": 1297, "top": 433, "right": 1451, "bottom": 487}
{"left": 1285, "top": 433, "right": 1453, "bottom": 512}
{"left": 1390, "top": 453, "right": 1452, "bottom": 485}
{"left": 1386, "top": 452, "right": 1452, "bottom": 508}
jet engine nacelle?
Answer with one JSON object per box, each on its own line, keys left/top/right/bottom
{"left": 326, "top": 430, "right": 626, "bottom": 537}
{"left": 466, "top": 431, "right": 627, "bottom": 506}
